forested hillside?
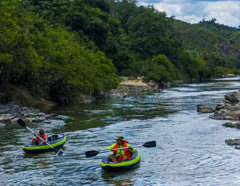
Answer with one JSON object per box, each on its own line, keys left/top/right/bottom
{"left": 196, "top": 19, "right": 240, "bottom": 50}
{"left": 1, "top": 0, "right": 240, "bottom": 103}
{"left": 172, "top": 20, "right": 240, "bottom": 75}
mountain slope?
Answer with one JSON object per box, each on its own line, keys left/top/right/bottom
{"left": 172, "top": 19, "right": 240, "bottom": 63}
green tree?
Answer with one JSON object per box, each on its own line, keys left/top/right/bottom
{"left": 145, "top": 54, "right": 178, "bottom": 82}
{"left": 0, "top": 0, "right": 40, "bottom": 85}
{"left": 31, "top": 26, "right": 120, "bottom": 98}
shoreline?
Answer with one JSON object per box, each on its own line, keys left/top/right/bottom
{"left": 197, "top": 90, "right": 240, "bottom": 149}
{"left": 0, "top": 102, "right": 57, "bottom": 128}
{"left": 1, "top": 76, "right": 235, "bottom": 129}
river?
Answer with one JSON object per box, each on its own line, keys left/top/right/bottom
{"left": 1, "top": 77, "right": 240, "bottom": 185}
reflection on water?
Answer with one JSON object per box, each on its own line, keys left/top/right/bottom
{"left": 1, "top": 77, "right": 240, "bottom": 185}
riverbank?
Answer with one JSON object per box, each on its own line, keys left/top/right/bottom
{"left": 197, "top": 91, "right": 240, "bottom": 120}
{"left": 0, "top": 102, "right": 58, "bottom": 128}
{"left": 0, "top": 85, "right": 59, "bottom": 128}
{"left": 0, "top": 77, "right": 169, "bottom": 128}
{"left": 197, "top": 90, "right": 240, "bottom": 149}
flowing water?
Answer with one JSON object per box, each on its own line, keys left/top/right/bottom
{"left": 1, "top": 77, "right": 240, "bottom": 185}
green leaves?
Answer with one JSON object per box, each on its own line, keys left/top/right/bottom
{"left": 0, "top": 0, "right": 119, "bottom": 101}
{"left": 1, "top": 0, "right": 239, "bottom": 102}
{"left": 146, "top": 54, "right": 179, "bottom": 82}
{"left": 32, "top": 26, "right": 119, "bottom": 97}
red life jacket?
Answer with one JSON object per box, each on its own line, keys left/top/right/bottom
{"left": 36, "top": 133, "right": 47, "bottom": 142}
{"left": 113, "top": 140, "right": 132, "bottom": 161}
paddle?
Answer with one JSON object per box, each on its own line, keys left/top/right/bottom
{"left": 17, "top": 118, "right": 64, "bottom": 156}
{"left": 85, "top": 140, "right": 156, "bottom": 158}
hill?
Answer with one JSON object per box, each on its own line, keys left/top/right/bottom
{"left": 195, "top": 19, "right": 240, "bottom": 50}
{"left": 172, "top": 19, "right": 240, "bottom": 63}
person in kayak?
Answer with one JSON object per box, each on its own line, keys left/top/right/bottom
{"left": 107, "top": 136, "right": 136, "bottom": 162}
{"left": 32, "top": 129, "right": 47, "bottom": 145}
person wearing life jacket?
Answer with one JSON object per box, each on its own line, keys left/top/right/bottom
{"left": 107, "top": 136, "right": 136, "bottom": 162}
{"left": 32, "top": 129, "right": 47, "bottom": 145}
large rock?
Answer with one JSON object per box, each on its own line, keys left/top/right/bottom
{"left": 222, "top": 122, "right": 240, "bottom": 129}
{"left": 224, "top": 92, "right": 240, "bottom": 103}
{"left": 210, "top": 109, "right": 240, "bottom": 120}
{"left": 225, "top": 139, "right": 240, "bottom": 145}
{"left": 197, "top": 105, "right": 215, "bottom": 113}
{"left": 235, "top": 145, "right": 240, "bottom": 149}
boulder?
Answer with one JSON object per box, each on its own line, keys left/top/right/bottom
{"left": 235, "top": 145, "right": 240, "bottom": 149}
{"left": 224, "top": 92, "right": 240, "bottom": 103}
{"left": 222, "top": 122, "right": 240, "bottom": 129}
{"left": 210, "top": 109, "right": 240, "bottom": 120}
{"left": 197, "top": 105, "right": 215, "bottom": 113}
{"left": 225, "top": 139, "right": 240, "bottom": 145}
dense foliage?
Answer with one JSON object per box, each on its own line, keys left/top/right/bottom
{"left": 196, "top": 18, "right": 240, "bottom": 50}
{"left": 1, "top": 0, "right": 240, "bottom": 102}
{"left": 172, "top": 19, "right": 240, "bottom": 76}
{"left": 0, "top": 0, "right": 119, "bottom": 101}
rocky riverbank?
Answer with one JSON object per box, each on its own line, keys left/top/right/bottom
{"left": 0, "top": 77, "right": 169, "bottom": 129}
{"left": 197, "top": 91, "right": 240, "bottom": 120}
{"left": 197, "top": 91, "right": 240, "bottom": 149}
{"left": 0, "top": 102, "right": 57, "bottom": 129}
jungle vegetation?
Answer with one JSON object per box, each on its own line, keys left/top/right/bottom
{"left": 1, "top": 0, "right": 240, "bottom": 101}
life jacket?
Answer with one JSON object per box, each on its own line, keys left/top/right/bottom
{"left": 113, "top": 140, "right": 132, "bottom": 161}
{"left": 36, "top": 133, "right": 47, "bottom": 142}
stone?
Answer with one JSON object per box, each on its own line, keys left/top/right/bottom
{"left": 224, "top": 92, "right": 240, "bottom": 103}
{"left": 215, "top": 103, "right": 224, "bottom": 110}
{"left": 197, "top": 105, "right": 215, "bottom": 113}
{"left": 225, "top": 139, "right": 240, "bottom": 145}
{"left": 235, "top": 145, "right": 240, "bottom": 149}
{"left": 222, "top": 122, "right": 240, "bottom": 129}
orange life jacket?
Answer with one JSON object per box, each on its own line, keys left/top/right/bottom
{"left": 36, "top": 133, "right": 47, "bottom": 142}
{"left": 113, "top": 140, "right": 132, "bottom": 160}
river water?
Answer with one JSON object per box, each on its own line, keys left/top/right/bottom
{"left": 1, "top": 77, "right": 240, "bottom": 185}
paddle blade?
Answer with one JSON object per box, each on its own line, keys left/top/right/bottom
{"left": 55, "top": 148, "right": 64, "bottom": 156}
{"left": 17, "top": 118, "right": 26, "bottom": 128}
{"left": 85, "top": 150, "right": 99, "bottom": 158}
{"left": 142, "top": 141, "right": 156, "bottom": 148}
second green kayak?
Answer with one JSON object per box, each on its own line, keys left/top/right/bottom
{"left": 100, "top": 151, "right": 141, "bottom": 172}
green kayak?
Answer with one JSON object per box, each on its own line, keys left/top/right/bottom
{"left": 23, "top": 134, "right": 66, "bottom": 154}
{"left": 100, "top": 151, "right": 141, "bottom": 172}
